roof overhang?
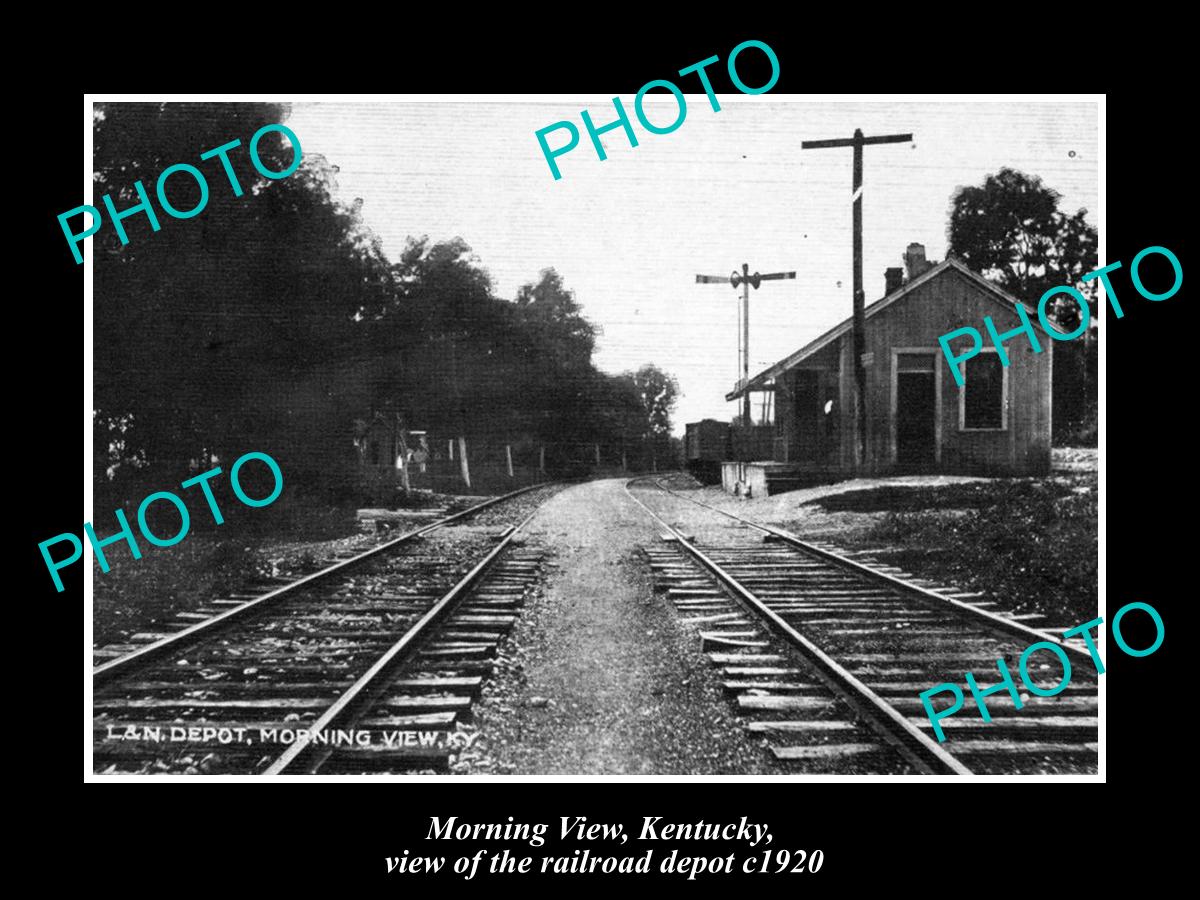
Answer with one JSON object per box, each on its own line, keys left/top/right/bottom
{"left": 724, "top": 377, "right": 775, "bottom": 402}
{"left": 726, "top": 259, "right": 1035, "bottom": 401}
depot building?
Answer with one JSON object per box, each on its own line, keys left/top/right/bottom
{"left": 720, "top": 244, "right": 1053, "bottom": 496}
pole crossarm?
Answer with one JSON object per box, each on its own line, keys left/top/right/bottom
{"left": 800, "top": 133, "right": 912, "bottom": 149}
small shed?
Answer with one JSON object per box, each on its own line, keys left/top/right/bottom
{"left": 354, "top": 412, "right": 408, "bottom": 470}
{"left": 724, "top": 247, "right": 1052, "bottom": 495}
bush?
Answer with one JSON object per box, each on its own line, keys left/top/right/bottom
{"left": 860, "top": 478, "right": 1097, "bottom": 623}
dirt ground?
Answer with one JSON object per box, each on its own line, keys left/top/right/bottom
{"left": 473, "top": 479, "right": 778, "bottom": 775}
{"left": 91, "top": 455, "right": 1096, "bottom": 773}
{"left": 688, "top": 448, "right": 1095, "bottom": 528}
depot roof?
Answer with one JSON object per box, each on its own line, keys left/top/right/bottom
{"left": 726, "top": 258, "right": 1035, "bottom": 401}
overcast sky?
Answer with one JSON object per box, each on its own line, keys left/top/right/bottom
{"left": 287, "top": 99, "right": 1098, "bottom": 432}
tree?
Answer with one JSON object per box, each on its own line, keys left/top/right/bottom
{"left": 625, "top": 364, "right": 679, "bottom": 469}
{"left": 92, "top": 101, "right": 393, "bottom": 499}
{"left": 629, "top": 363, "right": 679, "bottom": 436}
{"left": 93, "top": 102, "right": 685, "bottom": 497}
{"left": 514, "top": 268, "right": 598, "bottom": 372}
{"left": 947, "top": 168, "right": 1098, "bottom": 311}
{"left": 947, "top": 168, "right": 1098, "bottom": 444}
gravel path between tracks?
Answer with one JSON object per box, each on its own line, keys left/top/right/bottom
{"left": 470, "top": 479, "right": 777, "bottom": 775}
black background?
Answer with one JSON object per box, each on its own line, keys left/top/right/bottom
{"left": 34, "top": 23, "right": 1182, "bottom": 891}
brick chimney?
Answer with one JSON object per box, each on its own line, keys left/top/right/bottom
{"left": 884, "top": 267, "right": 904, "bottom": 294}
{"left": 904, "top": 242, "right": 930, "bottom": 280}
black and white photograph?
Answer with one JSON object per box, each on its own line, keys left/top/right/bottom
{"left": 77, "top": 93, "right": 1106, "bottom": 780}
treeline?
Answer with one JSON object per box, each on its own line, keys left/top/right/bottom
{"left": 93, "top": 102, "right": 677, "bottom": 504}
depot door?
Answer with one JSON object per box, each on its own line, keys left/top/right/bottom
{"left": 895, "top": 353, "right": 937, "bottom": 467}
{"left": 793, "top": 370, "right": 819, "bottom": 463}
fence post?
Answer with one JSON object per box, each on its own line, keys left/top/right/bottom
{"left": 621, "top": 448, "right": 627, "bottom": 472}
{"left": 594, "top": 443, "right": 601, "bottom": 466}
{"left": 505, "top": 444, "right": 514, "bottom": 477}
{"left": 396, "top": 434, "right": 411, "bottom": 496}
{"left": 539, "top": 445, "right": 545, "bottom": 473}
{"left": 448, "top": 439, "right": 455, "bottom": 461}
{"left": 458, "top": 436, "right": 471, "bottom": 489}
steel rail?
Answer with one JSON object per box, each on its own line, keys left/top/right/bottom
{"left": 625, "top": 477, "right": 972, "bottom": 776}
{"left": 265, "top": 512, "right": 538, "bottom": 775}
{"left": 650, "top": 477, "right": 1093, "bottom": 661}
{"left": 92, "top": 483, "right": 551, "bottom": 687}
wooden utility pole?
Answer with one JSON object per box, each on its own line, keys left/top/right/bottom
{"left": 801, "top": 128, "right": 911, "bottom": 466}
{"left": 696, "top": 263, "right": 796, "bottom": 426}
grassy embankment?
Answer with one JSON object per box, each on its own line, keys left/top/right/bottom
{"left": 91, "top": 498, "right": 361, "bottom": 647}
{"left": 790, "top": 470, "right": 1097, "bottom": 625}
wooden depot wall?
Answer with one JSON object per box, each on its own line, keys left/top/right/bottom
{"left": 772, "top": 267, "right": 1053, "bottom": 476}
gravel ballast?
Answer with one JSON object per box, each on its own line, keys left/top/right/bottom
{"left": 471, "top": 479, "right": 778, "bottom": 775}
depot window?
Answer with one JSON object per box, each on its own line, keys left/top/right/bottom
{"left": 959, "top": 350, "right": 1007, "bottom": 431}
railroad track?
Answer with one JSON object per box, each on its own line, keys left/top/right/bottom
{"left": 626, "top": 476, "right": 1098, "bottom": 776}
{"left": 91, "top": 485, "right": 556, "bottom": 775}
